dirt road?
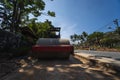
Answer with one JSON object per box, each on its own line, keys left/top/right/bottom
{"left": 1, "top": 56, "right": 119, "bottom": 80}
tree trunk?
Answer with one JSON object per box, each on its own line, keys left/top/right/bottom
{"left": 11, "top": 0, "right": 17, "bottom": 32}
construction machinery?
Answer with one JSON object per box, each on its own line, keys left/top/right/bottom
{"left": 32, "top": 27, "right": 74, "bottom": 59}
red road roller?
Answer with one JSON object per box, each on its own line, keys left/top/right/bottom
{"left": 31, "top": 27, "right": 74, "bottom": 59}
{"left": 32, "top": 38, "right": 74, "bottom": 59}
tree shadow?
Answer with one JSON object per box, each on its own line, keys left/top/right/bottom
{"left": 2, "top": 56, "right": 119, "bottom": 80}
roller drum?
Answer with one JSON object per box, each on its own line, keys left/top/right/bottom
{"left": 32, "top": 38, "right": 74, "bottom": 59}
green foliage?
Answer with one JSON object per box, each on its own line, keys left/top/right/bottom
{"left": 28, "top": 19, "right": 55, "bottom": 38}
{"left": 0, "top": 0, "right": 55, "bottom": 33}
{"left": 115, "top": 27, "right": 120, "bottom": 35}
{"left": 70, "top": 29, "right": 120, "bottom": 48}
{"left": 88, "top": 32, "right": 104, "bottom": 40}
{"left": 87, "top": 32, "right": 104, "bottom": 45}
{"left": 82, "top": 31, "right": 88, "bottom": 38}
{"left": 47, "top": 11, "right": 55, "bottom": 17}
{"left": 0, "top": 0, "right": 56, "bottom": 50}
{"left": 70, "top": 34, "right": 79, "bottom": 42}
{"left": 70, "top": 31, "right": 88, "bottom": 45}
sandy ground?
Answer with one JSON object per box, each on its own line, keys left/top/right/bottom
{"left": 1, "top": 56, "right": 120, "bottom": 80}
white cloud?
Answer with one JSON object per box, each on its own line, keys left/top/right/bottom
{"left": 58, "top": 23, "right": 77, "bottom": 39}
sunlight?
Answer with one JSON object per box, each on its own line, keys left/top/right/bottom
{"left": 19, "top": 68, "right": 24, "bottom": 73}
{"left": 47, "top": 67, "right": 54, "bottom": 71}
{"left": 33, "top": 65, "right": 42, "bottom": 69}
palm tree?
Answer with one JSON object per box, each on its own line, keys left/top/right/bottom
{"left": 82, "top": 31, "right": 88, "bottom": 38}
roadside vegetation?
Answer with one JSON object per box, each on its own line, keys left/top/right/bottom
{"left": 0, "top": 0, "right": 56, "bottom": 56}
{"left": 70, "top": 20, "right": 120, "bottom": 52}
{"left": 0, "top": 0, "right": 56, "bottom": 39}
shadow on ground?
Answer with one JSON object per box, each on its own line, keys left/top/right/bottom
{"left": 1, "top": 56, "right": 119, "bottom": 80}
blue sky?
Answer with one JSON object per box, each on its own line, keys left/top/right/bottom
{"left": 38, "top": 0, "right": 120, "bottom": 39}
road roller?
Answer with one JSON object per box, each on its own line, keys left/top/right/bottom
{"left": 31, "top": 27, "right": 74, "bottom": 59}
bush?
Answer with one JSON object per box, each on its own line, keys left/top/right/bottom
{"left": 10, "top": 46, "right": 31, "bottom": 57}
